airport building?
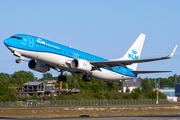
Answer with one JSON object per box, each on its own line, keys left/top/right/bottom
{"left": 159, "top": 87, "right": 175, "bottom": 97}
{"left": 175, "top": 83, "right": 180, "bottom": 102}
{"left": 122, "top": 78, "right": 141, "bottom": 93}
{"left": 154, "top": 87, "right": 176, "bottom": 102}
{"left": 18, "top": 81, "right": 80, "bottom": 98}
{"left": 122, "top": 79, "right": 177, "bottom": 102}
{"left": 175, "top": 83, "right": 180, "bottom": 97}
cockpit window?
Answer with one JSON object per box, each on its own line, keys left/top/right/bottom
{"left": 11, "top": 36, "right": 22, "bottom": 40}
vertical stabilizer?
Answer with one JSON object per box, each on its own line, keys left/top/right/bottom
{"left": 121, "top": 33, "right": 146, "bottom": 70}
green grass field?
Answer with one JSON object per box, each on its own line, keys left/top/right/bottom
{"left": 0, "top": 104, "right": 180, "bottom": 118}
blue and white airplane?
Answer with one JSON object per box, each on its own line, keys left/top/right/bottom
{"left": 4, "top": 33, "right": 177, "bottom": 81}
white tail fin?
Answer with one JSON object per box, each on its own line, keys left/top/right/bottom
{"left": 121, "top": 33, "right": 146, "bottom": 70}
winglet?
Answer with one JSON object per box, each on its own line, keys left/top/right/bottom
{"left": 167, "top": 45, "right": 178, "bottom": 58}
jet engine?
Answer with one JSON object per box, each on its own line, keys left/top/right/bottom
{"left": 71, "top": 59, "right": 92, "bottom": 73}
{"left": 28, "top": 60, "right": 50, "bottom": 73}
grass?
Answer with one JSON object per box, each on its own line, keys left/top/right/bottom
{"left": 0, "top": 104, "right": 180, "bottom": 118}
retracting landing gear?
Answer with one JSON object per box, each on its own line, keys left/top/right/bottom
{"left": 58, "top": 70, "right": 67, "bottom": 82}
{"left": 15, "top": 59, "right": 21, "bottom": 63}
{"left": 82, "top": 73, "right": 91, "bottom": 82}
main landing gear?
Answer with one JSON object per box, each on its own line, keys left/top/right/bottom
{"left": 82, "top": 74, "right": 91, "bottom": 82}
{"left": 58, "top": 70, "right": 67, "bottom": 82}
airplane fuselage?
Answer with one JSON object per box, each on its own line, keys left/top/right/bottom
{"left": 4, "top": 34, "right": 137, "bottom": 81}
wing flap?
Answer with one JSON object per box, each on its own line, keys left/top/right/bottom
{"left": 131, "top": 70, "right": 172, "bottom": 74}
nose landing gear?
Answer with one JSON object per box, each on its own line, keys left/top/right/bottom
{"left": 15, "top": 59, "right": 21, "bottom": 63}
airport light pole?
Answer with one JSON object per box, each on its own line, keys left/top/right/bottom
{"left": 175, "top": 74, "right": 177, "bottom": 83}
{"left": 156, "top": 82, "right": 158, "bottom": 104}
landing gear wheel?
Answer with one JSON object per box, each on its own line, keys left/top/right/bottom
{"left": 58, "top": 75, "right": 67, "bottom": 82}
{"left": 61, "top": 75, "right": 67, "bottom": 81}
{"left": 15, "top": 59, "right": 21, "bottom": 63}
{"left": 83, "top": 74, "right": 91, "bottom": 82}
{"left": 57, "top": 70, "right": 67, "bottom": 82}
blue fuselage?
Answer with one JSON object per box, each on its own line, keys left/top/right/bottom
{"left": 4, "top": 34, "right": 137, "bottom": 80}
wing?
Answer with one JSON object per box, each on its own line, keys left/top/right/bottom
{"left": 90, "top": 45, "right": 177, "bottom": 68}
{"left": 131, "top": 70, "right": 172, "bottom": 74}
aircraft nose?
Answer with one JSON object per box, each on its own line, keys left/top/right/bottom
{"left": 4, "top": 39, "right": 10, "bottom": 46}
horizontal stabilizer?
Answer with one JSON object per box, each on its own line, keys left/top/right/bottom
{"left": 131, "top": 70, "right": 172, "bottom": 74}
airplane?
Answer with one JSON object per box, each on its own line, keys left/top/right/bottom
{"left": 3, "top": 33, "right": 177, "bottom": 82}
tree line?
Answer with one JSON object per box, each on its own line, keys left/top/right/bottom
{"left": 0, "top": 70, "right": 177, "bottom": 101}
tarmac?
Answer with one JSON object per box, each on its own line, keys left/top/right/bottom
{"left": 1, "top": 115, "right": 180, "bottom": 120}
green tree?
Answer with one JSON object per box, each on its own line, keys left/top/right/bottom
{"left": 79, "top": 82, "right": 89, "bottom": 90}
{"left": 122, "top": 93, "right": 133, "bottom": 99}
{"left": 0, "top": 72, "right": 11, "bottom": 78}
{"left": 0, "top": 95, "right": 10, "bottom": 102}
{"left": 107, "top": 81, "right": 114, "bottom": 91}
{"left": 11, "top": 70, "right": 35, "bottom": 86}
{"left": 150, "top": 90, "right": 167, "bottom": 99}
{"left": 104, "top": 92, "right": 112, "bottom": 99}
{"left": 93, "top": 92, "right": 104, "bottom": 99}
{"left": 98, "top": 80, "right": 107, "bottom": 91}
{"left": 131, "top": 88, "right": 141, "bottom": 99}
{"left": 32, "top": 94, "right": 39, "bottom": 100}
{"left": 41, "top": 73, "right": 53, "bottom": 80}
{"left": 0, "top": 75, "right": 9, "bottom": 96}
{"left": 117, "top": 81, "right": 123, "bottom": 90}
{"left": 90, "top": 83, "right": 101, "bottom": 93}
{"left": 8, "top": 88, "right": 17, "bottom": 101}
{"left": 141, "top": 78, "right": 153, "bottom": 92}
{"left": 0, "top": 76, "right": 12, "bottom": 101}
{"left": 126, "top": 86, "right": 130, "bottom": 93}
{"left": 67, "top": 91, "right": 73, "bottom": 95}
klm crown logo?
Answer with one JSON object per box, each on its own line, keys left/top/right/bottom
{"left": 132, "top": 49, "right": 137, "bottom": 54}
{"left": 128, "top": 49, "right": 138, "bottom": 60}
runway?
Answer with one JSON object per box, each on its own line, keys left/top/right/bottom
{"left": 2, "top": 115, "right": 180, "bottom": 120}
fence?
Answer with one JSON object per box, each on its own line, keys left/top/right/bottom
{"left": 0, "top": 99, "right": 171, "bottom": 107}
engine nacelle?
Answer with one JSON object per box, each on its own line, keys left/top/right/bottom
{"left": 28, "top": 60, "right": 50, "bottom": 73}
{"left": 71, "top": 59, "right": 92, "bottom": 73}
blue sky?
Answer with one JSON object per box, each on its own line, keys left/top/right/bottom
{"left": 0, "top": 0, "right": 180, "bottom": 79}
